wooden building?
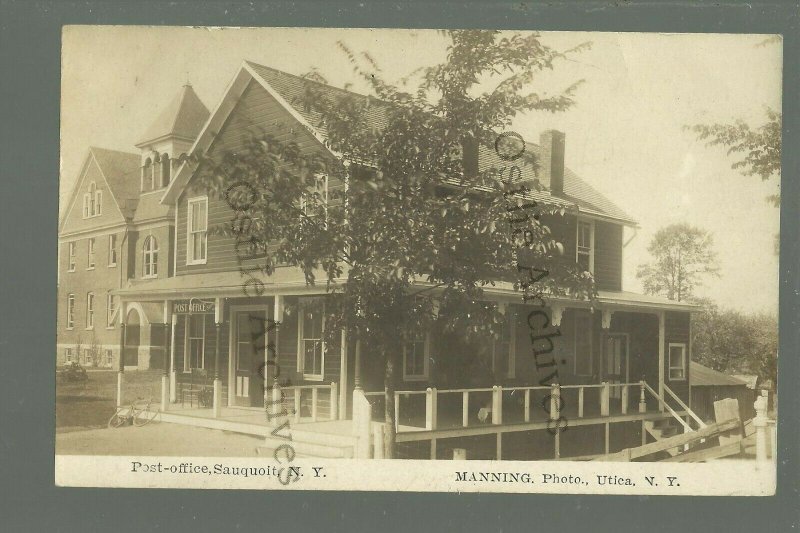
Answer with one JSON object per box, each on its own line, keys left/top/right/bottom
{"left": 64, "top": 61, "right": 705, "bottom": 459}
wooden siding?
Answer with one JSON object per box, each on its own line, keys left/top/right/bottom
{"left": 175, "top": 80, "right": 342, "bottom": 277}
{"left": 594, "top": 221, "right": 623, "bottom": 291}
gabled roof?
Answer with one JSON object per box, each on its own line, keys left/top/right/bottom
{"left": 60, "top": 147, "right": 140, "bottom": 232}
{"left": 690, "top": 362, "right": 749, "bottom": 387}
{"left": 136, "top": 84, "right": 210, "bottom": 147}
{"left": 162, "top": 61, "right": 636, "bottom": 225}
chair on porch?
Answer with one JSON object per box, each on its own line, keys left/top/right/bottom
{"left": 180, "top": 368, "right": 213, "bottom": 408}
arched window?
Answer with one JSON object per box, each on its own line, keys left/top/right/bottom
{"left": 142, "top": 158, "right": 152, "bottom": 192}
{"left": 160, "top": 154, "right": 171, "bottom": 187}
{"left": 142, "top": 235, "right": 158, "bottom": 278}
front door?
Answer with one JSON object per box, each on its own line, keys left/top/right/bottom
{"left": 602, "top": 334, "right": 628, "bottom": 400}
{"left": 233, "top": 309, "right": 268, "bottom": 407}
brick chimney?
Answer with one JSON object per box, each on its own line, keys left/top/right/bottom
{"left": 539, "top": 130, "right": 565, "bottom": 195}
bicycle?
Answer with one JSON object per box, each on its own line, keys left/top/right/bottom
{"left": 108, "top": 397, "right": 159, "bottom": 428}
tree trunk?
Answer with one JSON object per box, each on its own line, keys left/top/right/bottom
{"left": 384, "top": 348, "right": 397, "bottom": 459}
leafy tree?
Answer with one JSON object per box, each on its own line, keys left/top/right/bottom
{"left": 692, "top": 299, "right": 777, "bottom": 386}
{"left": 636, "top": 223, "right": 719, "bottom": 302}
{"left": 687, "top": 108, "right": 781, "bottom": 207}
{"left": 195, "top": 30, "right": 594, "bottom": 457}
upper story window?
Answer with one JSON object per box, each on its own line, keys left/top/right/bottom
{"left": 300, "top": 175, "right": 329, "bottom": 223}
{"left": 142, "top": 235, "right": 158, "bottom": 278}
{"left": 82, "top": 182, "right": 102, "bottom": 218}
{"left": 86, "top": 292, "right": 95, "bottom": 329}
{"left": 576, "top": 219, "right": 594, "bottom": 273}
{"left": 160, "top": 154, "right": 171, "bottom": 187}
{"left": 668, "top": 343, "right": 687, "bottom": 380}
{"left": 66, "top": 293, "right": 75, "bottom": 329}
{"left": 187, "top": 197, "right": 208, "bottom": 265}
{"left": 298, "top": 305, "right": 325, "bottom": 380}
{"left": 403, "top": 330, "right": 429, "bottom": 381}
{"left": 68, "top": 242, "right": 76, "bottom": 272}
{"left": 87, "top": 238, "right": 96, "bottom": 269}
{"left": 108, "top": 234, "right": 117, "bottom": 267}
{"left": 142, "top": 158, "right": 153, "bottom": 192}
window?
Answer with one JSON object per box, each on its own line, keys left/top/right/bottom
{"left": 298, "top": 306, "right": 324, "bottom": 380}
{"left": 66, "top": 294, "right": 75, "bottom": 329}
{"left": 160, "top": 154, "right": 171, "bottom": 187}
{"left": 87, "top": 238, "right": 96, "bottom": 269}
{"left": 83, "top": 349, "right": 92, "bottom": 366}
{"left": 576, "top": 220, "right": 594, "bottom": 273}
{"left": 108, "top": 234, "right": 117, "bottom": 266}
{"left": 142, "top": 235, "right": 158, "bottom": 278}
{"left": 187, "top": 197, "right": 208, "bottom": 264}
{"left": 104, "top": 349, "right": 113, "bottom": 367}
{"left": 300, "top": 175, "right": 329, "bottom": 222}
{"left": 82, "top": 182, "right": 101, "bottom": 218}
{"left": 668, "top": 343, "right": 687, "bottom": 380}
{"left": 106, "top": 293, "right": 117, "bottom": 327}
{"left": 65, "top": 348, "right": 73, "bottom": 362}
{"left": 492, "top": 307, "right": 516, "bottom": 379}
{"left": 403, "top": 331, "right": 429, "bottom": 380}
{"left": 68, "top": 242, "right": 76, "bottom": 272}
{"left": 184, "top": 315, "right": 206, "bottom": 371}
{"left": 86, "top": 292, "right": 94, "bottom": 329}
{"left": 574, "top": 312, "right": 593, "bottom": 376}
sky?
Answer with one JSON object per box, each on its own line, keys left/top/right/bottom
{"left": 61, "top": 27, "right": 782, "bottom": 314}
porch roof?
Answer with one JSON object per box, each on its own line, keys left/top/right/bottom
{"left": 117, "top": 268, "right": 699, "bottom": 313}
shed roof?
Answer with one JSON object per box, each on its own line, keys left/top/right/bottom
{"left": 690, "top": 362, "right": 749, "bottom": 387}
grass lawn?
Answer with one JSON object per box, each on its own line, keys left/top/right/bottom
{"left": 56, "top": 370, "right": 164, "bottom": 432}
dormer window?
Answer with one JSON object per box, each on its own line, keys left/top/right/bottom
{"left": 576, "top": 219, "right": 595, "bottom": 273}
{"left": 82, "top": 182, "right": 102, "bottom": 218}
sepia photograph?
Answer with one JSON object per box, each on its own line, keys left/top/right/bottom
{"left": 55, "top": 26, "right": 780, "bottom": 493}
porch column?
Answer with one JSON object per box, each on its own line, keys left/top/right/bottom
{"left": 212, "top": 298, "right": 224, "bottom": 418}
{"left": 657, "top": 311, "right": 665, "bottom": 411}
{"left": 268, "top": 296, "right": 284, "bottom": 412}
{"left": 117, "top": 301, "right": 127, "bottom": 407}
{"left": 161, "top": 301, "right": 171, "bottom": 412}
{"left": 169, "top": 313, "right": 177, "bottom": 403}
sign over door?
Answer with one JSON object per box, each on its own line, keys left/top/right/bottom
{"left": 173, "top": 299, "right": 215, "bottom": 315}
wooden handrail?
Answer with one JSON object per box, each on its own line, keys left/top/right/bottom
{"left": 641, "top": 381, "right": 692, "bottom": 433}
{"left": 663, "top": 384, "right": 707, "bottom": 428}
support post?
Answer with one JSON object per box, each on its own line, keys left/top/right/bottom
{"left": 213, "top": 321, "right": 222, "bottom": 418}
{"left": 601, "top": 382, "right": 610, "bottom": 417}
{"left": 338, "top": 329, "right": 347, "bottom": 419}
{"left": 373, "top": 425, "right": 385, "bottom": 459}
{"left": 524, "top": 389, "right": 531, "bottom": 422}
{"left": 754, "top": 395, "right": 769, "bottom": 463}
{"left": 117, "top": 321, "right": 126, "bottom": 407}
{"left": 621, "top": 384, "right": 628, "bottom": 415}
{"left": 425, "top": 388, "right": 438, "bottom": 430}
{"left": 578, "top": 386, "right": 584, "bottom": 418}
{"left": 330, "top": 382, "right": 338, "bottom": 421}
{"left": 639, "top": 380, "right": 647, "bottom": 413}
{"left": 462, "top": 391, "right": 469, "bottom": 427}
{"left": 604, "top": 422, "right": 610, "bottom": 454}
{"left": 354, "top": 338, "right": 362, "bottom": 390}
{"left": 352, "top": 388, "right": 371, "bottom": 458}
{"left": 491, "top": 386, "right": 503, "bottom": 425}
{"left": 169, "top": 317, "right": 177, "bottom": 403}
{"left": 294, "top": 389, "right": 301, "bottom": 423}
{"left": 549, "top": 382, "right": 560, "bottom": 420}
{"left": 162, "top": 313, "right": 170, "bottom": 412}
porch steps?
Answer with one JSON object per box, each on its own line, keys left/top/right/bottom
{"left": 643, "top": 419, "right": 681, "bottom": 456}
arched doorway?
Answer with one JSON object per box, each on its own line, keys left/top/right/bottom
{"left": 124, "top": 308, "right": 141, "bottom": 368}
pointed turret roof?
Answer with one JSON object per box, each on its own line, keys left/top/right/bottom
{"left": 136, "top": 84, "right": 210, "bottom": 147}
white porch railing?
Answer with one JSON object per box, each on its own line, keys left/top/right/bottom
{"left": 365, "top": 381, "right": 657, "bottom": 432}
